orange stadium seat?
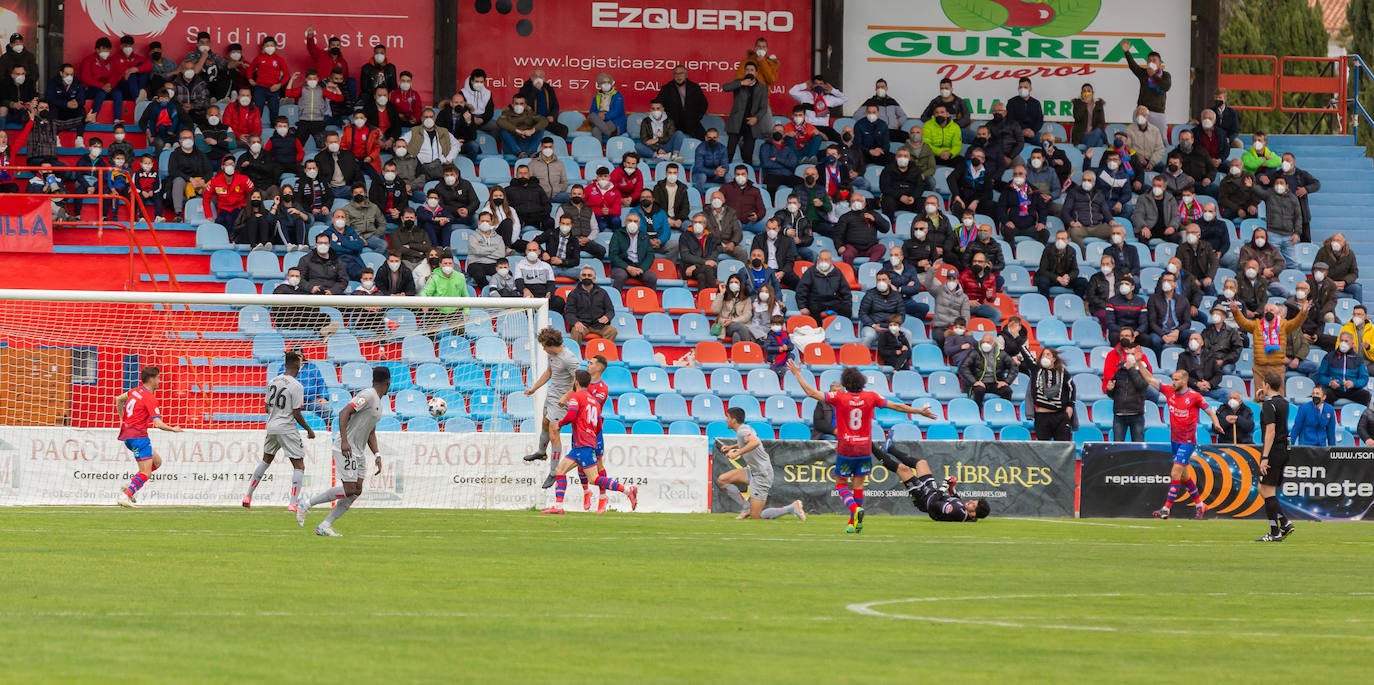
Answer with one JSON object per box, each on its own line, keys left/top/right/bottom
{"left": 696, "top": 288, "right": 719, "bottom": 313}
{"left": 803, "top": 343, "right": 837, "bottom": 367}
{"left": 731, "top": 341, "right": 764, "bottom": 364}
{"left": 838, "top": 343, "right": 873, "bottom": 367}
{"left": 694, "top": 340, "right": 728, "bottom": 365}
{"left": 625, "top": 286, "right": 662, "bottom": 314}
{"left": 585, "top": 338, "right": 620, "bottom": 361}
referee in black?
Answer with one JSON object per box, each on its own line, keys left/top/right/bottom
{"left": 1257, "top": 371, "right": 1295, "bottom": 542}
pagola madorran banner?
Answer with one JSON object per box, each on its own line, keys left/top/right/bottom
{"left": 842, "top": 0, "right": 1192, "bottom": 125}
{"left": 1, "top": 429, "right": 708, "bottom": 512}
{"left": 711, "top": 439, "right": 1076, "bottom": 517}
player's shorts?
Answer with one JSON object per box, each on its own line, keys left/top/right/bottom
{"left": 544, "top": 396, "right": 566, "bottom": 422}
{"left": 595, "top": 434, "right": 604, "bottom": 459}
{"left": 747, "top": 463, "right": 774, "bottom": 501}
{"left": 910, "top": 475, "right": 940, "bottom": 513}
{"left": 1259, "top": 443, "right": 1290, "bottom": 487}
{"left": 332, "top": 444, "right": 367, "bottom": 482}
{"left": 263, "top": 432, "right": 305, "bottom": 461}
{"left": 567, "top": 446, "right": 599, "bottom": 468}
{"left": 833, "top": 455, "right": 873, "bottom": 479}
{"left": 123, "top": 438, "right": 153, "bottom": 461}
{"left": 1170, "top": 441, "right": 1197, "bottom": 465}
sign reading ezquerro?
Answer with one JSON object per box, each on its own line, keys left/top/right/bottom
{"left": 842, "top": 0, "right": 1192, "bottom": 125}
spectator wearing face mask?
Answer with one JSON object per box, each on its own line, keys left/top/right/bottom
{"left": 789, "top": 75, "right": 845, "bottom": 141}
{"left": 960, "top": 252, "right": 1002, "bottom": 324}
{"left": 1092, "top": 149, "right": 1135, "bottom": 217}
{"left": 1339, "top": 306, "right": 1374, "bottom": 373}
{"left": 497, "top": 94, "right": 547, "bottom": 159}
{"left": 1132, "top": 176, "right": 1179, "bottom": 244}
{"left": 1196, "top": 202, "right": 1231, "bottom": 266}
{"left": 466, "top": 211, "right": 505, "bottom": 289}
{"left": 609, "top": 214, "right": 656, "bottom": 290}
{"left": 0, "top": 34, "right": 38, "bottom": 92}
{"left": 713, "top": 274, "right": 756, "bottom": 342}
{"left": 272, "top": 268, "right": 340, "bottom": 337}
{"left": 854, "top": 104, "right": 891, "bottom": 167}
{"left": 835, "top": 193, "right": 890, "bottom": 265}
{"left": 1175, "top": 130, "right": 1215, "bottom": 195}
{"left": 1122, "top": 41, "right": 1171, "bottom": 130}
{"left": 388, "top": 212, "right": 432, "bottom": 269}
{"left": 982, "top": 103, "right": 1022, "bottom": 170}
{"left": 421, "top": 254, "right": 472, "bottom": 329}
{"left": 1029, "top": 348, "right": 1076, "bottom": 441}
{"left": 341, "top": 109, "right": 383, "bottom": 180}
{"left": 861, "top": 79, "right": 908, "bottom": 142}
{"left": 1213, "top": 392, "right": 1255, "bottom": 444}
{"left": 1316, "top": 332, "right": 1372, "bottom": 406}
{"left": 484, "top": 257, "right": 521, "bottom": 298}
{"left": 788, "top": 178, "right": 830, "bottom": 255}
{"left": 1291, "top": 387, "right": 1337, "bottom": 447}
{"left": 371, "top": 161, "right": 410, "bottom": 225}
{"left": 566, "top": 266, "right": 618, "bottom": 342}
{"left": 858, "top": 272, "right": 905, "bottom": 346}
{"left": 247, "top": 38, "right": 287, "bottom": 122}
{"left": 678, "top": 214, "right": 720, "bottom": 291}
{"left": 704, "top": 190, "right": 747, "bottom": 261}
{"left": 958, "top": 333, "right": 1015, "bottom": 406}
{"left": 436, "top": 93, "right": 481, "bottom": 161}
{"left": 78, "top": 37, "right": 122, "bottom": 122}
{"left": 234, "top": 190, "right": 278, "bottom": 251}
{"left": 657, "top": 65, "right": 709, "bottom": 140}
{"left": 198, "top": 104, "right": 235, "bottom": 164}
{"left": 796, "top": 250, "right": 852, "bottom": 319}
{"left": 1242, "top": 131, "right": 1282, "bottom": 175}
{"left": 1315, "top": 235, "right": 1361, "bottom": 302}
{"left": 587, "top": 73, "right": 626, "bottom": 142}
{"left": 1160, "top": 152, "right": 1194, "bottom": 197}
{"left": 1234, "top": 259, "right": 1270, "bottom": 319}
{"left": 1071, "top": 83, "right": 1107, "bottom": 147}
{"left": 1061, "top": 171, "right": 1116, "bottom": 247}
{"left": 1234, "top": 300, "right": 1309, "bottom": 395}
{"left": 342, "top": 182, "right": 388, "bottom": 252}
{"left": 1087, "top": 256, "right": 1120, "bottom": 326}
{"left": 1303, "top": 263, "right": 1341, "bottom": 333}
{"left": 202, "top": 156, "right": 254, "bottom": 228}
{"left": 899, "top": 126, "right": 936, "bottom": 185}
{"left": 171, "top": 58, "right": 212, "bottom": 129}
{"left": 362, "top": 86, "right": 401, "bottom": 147}
{"left": 272, "top": 185, "right": 311, "bottom": 250}
{"left": 506, "top": 164, "right": 551, "bottom": 233}
{"left": 1036, "top": 231, "right": 1086, "bottom": 297}
{"left": 874, "top": 315, "right": 913, "bottom": 371}
{"left": 627, "top": 190, "right": 672, "bottom": 255}
{"left": 388, "top": 71, "right": 422, "bottom": 129}
{"left": 724, "top": 64, "right": 770, "bottom": 165}
{"left": 636, "top": 100, "right": 683, "bottom": 161}
{"left": 922, "top": 104, "right": 963, "bottom": 168}
{"left": 998, "top": 165, "right": 1047, "bottom": 242}
{"left": 512, "top": 241, "right": 564, "bottom": 313}
{"left": 404, "top": 108, "right": 463, "bottom": 183}
{"left": 1193, "top": 108, "right": 1229, "bottom": 165}
{"left": 434, "top": 164, "right": 479, "bottom": 226}
{"left": 295, "top": 160, "right": 332, "bottom": 226}
{"left": 723, "top": 165, "right": 767, "bottom": 234}
{"left": 948, "top": 147, "right": 993, "bottom": 217}
{"left": 262, "top": 116, "right": 304, "bottom": 171}
{"left": 879, "top": 149, "right": 924, "bottom": 220}
{"left": 1218, "top": 158, "right": 1259, "bottom": 221}
{"left": 361, "top": 45, "right": 399, "bottom": 100}
{"left": 0, "top": 64, "right": 37, "bottom": 124}
{"left": 540, "top": 215, "right": 582, "bottom": 280}
{"left": 300, "top": 236, "right": 350, "bottom": 296}
{"left": 1246, "top": 176, "right": 1301, "bottom": 270}
{"left": 222, "top": 87, "right": 262, "bottom": 148}
{"left": 1176, "top": 331, "right": 1227, "bottom": 401}
{"left": 283, "top": 68, "right": 339, "bottom": 149}
{"left": 412, "top": 249, "right": 441, "bottom": 291}
{"left": 1124, "top": 105, "right": 1166, "bottom": 171}
{"left": 1104, "top": 329, "right": 1152, "bottom": 441}
{"left": 1024, "top": 149, "right": 1062, "bottom": 209}
{"left": 918, "top": 264, "right": 971, "bottom": 346}
{"left": 1239, "top": 228, "right": 1287, "bottom": 294}
{"left": 942, "top": 316, "right": 976, "bottom": 367}
{"left": 479, "top": 186, "right": 521, "bottom": 249}
{"left": 760, "top": 125, "right": 800, "bottom": 195}
{"left": 1105, "top": 279, "right": 1147, "bottom": 344}
{"left": 237, "top": 135, "right": 280, "bottom": 194}
{"left": 1006, "top": 78, "right": 1044, "bottom": 145}
{"left": 135, "top": 87, "right": 177, "bottom": 150}
{"left": 131, "top": 154, "right": 163, "bottom": 220}
{"left": 586, "top": 167, "right": 624, "bottom": 234}
{"left": 527, "top": 138, "right": 569, "bottom": 203}
{"left": 314, "top": 132, "right": 362, "bottom": 199}
{"left": 692, "top": 128, "right": 731, "bottom": 192}
{"left": 321, "top": 209, "right": 367, "bottom": 280}
{"left": 610, "top": 153, "right": 645, "bottom": 207}
{"left": 752, "top": 218, "right": 800, "bottom": 290}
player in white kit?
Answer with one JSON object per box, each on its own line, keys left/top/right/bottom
{"left": 522, "top": 327, "right": 581, "bottom": 489}
{"left": 243, "top": 352, "right": 316, "bottom": 511}
{"left": 296, "top": 366, "right": 390, "bottom": 537}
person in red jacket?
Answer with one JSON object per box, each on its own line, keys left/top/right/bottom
{"left": 114, "top": 36, "right": 152, "bottom": 105}
{"left": 342, "top": 111, "right": 382, "bottom": 179}
{"left": 222, "top": 87, "right": 262, "bottom": 147}
{"left": 249, "top": 37, "right": 288, "bottom": 123}
{"left": 78, "top": 37, "right": 121, "bottom": 122}
{"left": 586, "top": 166, "right": 623, "bottom": 232}
{"left": 608, "top": 152, "right": 643, "bottom": 208}
{"left": 390, "top": 71, "right": 423, "bottom": 128}
{"left": 959, "top": 251, "right": 1003, "bottom": 324}
{"left": 203, "top": 156, "right": 256, "bottom": 228}
{"left": 304, "top": 26, "right": 350, "bottom": 88}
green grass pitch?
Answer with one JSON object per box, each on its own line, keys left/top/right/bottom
{"left": 2, "top": 509, "right": 1371, "bottom": 683}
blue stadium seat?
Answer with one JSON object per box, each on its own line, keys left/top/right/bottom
{"left": 1009, "top": 372, "right": 1029, "bottom": 402}
{"left": 1036, "top": 319, "right": 1072, "bottom": 347}
{"left": 764, "top": 395, "right": 800, "bottom": 425}
{"left": 251, "top": 331, "right": 285, "bottom": 362}
{"left": 673, "top": 367, "right": 708, "bottom": 396}
{"left": 327, "top": 334, "right": 365, "bottom": 363}
{"left": 225, "top": 278, "right": 258, "bottom": 295}
{"left": 709, "top": 368, "right": 746, "bottom": 397}
{"left": 1058, "top": 346, "right": 1090, "bottom": 375}
{"left": 779, "top": 422, "right": 811, "bottom": 440}
{"left": 376, "top": 416, "right": 403, "bottom": 432}
{"left": 1002, "top": 265, "right": 1034, "bottom": 294}
{"left": 239, "top": 305, "right": 273, "bottom": 335}
{"left": 414, "top": 363, "right": 453, "bottom": 391}
{"left": 1052, "top": 294, "right": 1088, "bottom": 322}
{"left": 784, "top": 369, "right": 815, "bottom": 399}
{"left": 964, "top": 424, "right": 995, "bottom": 441}
{"left": 632, "top": 419, "right": 665, "bottom": 435}
{"left": 691, "top": 393, "right": 727, "bottom": 423}
{"left": 728, "top": 395, "right": 764, "bottom": 421}
{"left": 475, "top": 336, "right": 512, "bottom": 365}
{"left": 678, "top": 313, "right": 713, "bottom": 343}
{"left": 641, "top": 312, "right": 680, "bottom": 344}
{"left": 479, "top": 157, "right": 512, "bottom": 185}
{"left": 1091, "top": 398, "right": 1115, "bottom": 431}
{"left": 384, "top": 308, "right": 419, "bottom": 337}
{"left": 890, "top": 423, "right": 923, "bottom": 441}
{"left": 444, "top": 417, "right": 478, "bottom": 433}
{"left": 602, "top": 365, "right": 635, "bottom": 394}
{"left": 636, "top": 366, "right": 673, "bottom": 396}
{"left": 1160, "top": 346, "right": 1183, "bottom": 372}
{"left": 928, "top": 371, "right": 963, "bottom": 400}
{"left": 662, "top": 287, "right": 695, "bottom": 313}
{"left": 407, "top": 416, "right": 440, "bottom": 432}
{"left": 746, "top": 368, "right": 782, "bottom": 396}
{"left": 1000, "top": 425, "right": 1032, "bottom": 441}
{"left": 490, "top": 363, "right": 524, "bottom": 393}
{"left": 704, "top": 420, "right": 734, "bottom": 444}
{"left": 983, "top": 397, "right": 1018, "bottom": 429}
{"left": 197, "top": 223, "right": 232, "bottom": 250}
{"left": 1285, "top": 376, "right": 1314, "bottom": 403}
{"left": 946, "top": 398, "right": 982, "bottom": 428}
{"left": 606, "top": 136, "right": 636, "bottom": 162}
{"left": 621, "top": 339, "right": 658, "bottom": 368}
{"left": 211, "top": 250, "right": 246, "bottom": 278}
{"left": 1071, "top": 319, "right": 1107, "bottom": 348}
{"left": 340, "top": 361, "right": 372, "bottom": 390}
{"left": 438, "top": 336, "right": 473, "bottom": 366}
{"left": 656, "top": 393, "right": 692, "bottom": 423}
{"left": 393, "top": 389, "right": 429, "bottom": 419}
{"left": 402, "top": 334, "right": 439, "bottom": 364}
{"left": 571, "top": 136, "right": 602, "bottom": 163}
{"left": 669, "top": 420, "right": 702, "bottom": 435}
{"left": 1144, "top": 426, "right": 1171, "bottom": 443}
{"left": 1074, "top": 425, "right": 1105, "bottom": 443}
{"left": 926, "top": 423, "right": 958, "bottom": 440}
{"left": 891, "top": 370, "right": 927, "bottom": 400}
{"left": 1074, "top": 372, "right": 1105, "bottom": 402}
{"left": 618, "top": 392, "right": 654, "bottom": 421}
{"left": 469, "top": 389, "right": 503, "bottom": 420}
{"left": 913, "top": 343, "right": 946, "bottom": 373}
{"left": 747, "top": 421, "right": 776, "bottom": 440}
{"left": 611, "top": 311, "right": 642, "bottom": 340}
{"left": 1018, "top": 293, "right": 1052, "bottom": 323}
{"left": 824, "top": 316, "right": 861, "bottom": 345}
{"left": 452, "top": 362, "right": 488, "bottom": 392}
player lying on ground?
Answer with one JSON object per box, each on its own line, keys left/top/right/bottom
{"left": 542, "top": 370, "right": 638, "bottom": 514}
{"left": 873, "top": 436, "right": 990, "bottom": 521}
{"left": 716, "top": 407, "right": 805, "bottom": 521}
{"left": 789, "top": 361, "right": 937, "bottom": 533}
{"left": 1254, "top": 370, "right": 1296, "bottom": 542}
{"left": 1143, "top": 368, "right": 1223, "bottom": 520}
{"left": 523, "top": 327, "right": 579, "bottom": 489}
{"left": 115, "top": 366, "right": 183, "bottom": 507}
{"left": 243, "top": 351, "right": 316, "bottom": 511}
{"left": 297, "top": 365, "right": 389, "bottom": 537}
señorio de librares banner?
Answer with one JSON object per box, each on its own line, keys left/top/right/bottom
{"left": 1080, "top": 443, "right": 1374, "bottom": 520}
{"left": 711, "top": 439, "right": 1076, "bottom": 517}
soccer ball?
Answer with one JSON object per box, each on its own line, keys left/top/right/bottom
{"left": 427, "top": 397, "right": 448, "bottom": 417}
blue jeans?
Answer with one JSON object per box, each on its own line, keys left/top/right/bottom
{"left": 363, "top": 236, "right": 388, "bottom": 252}
{"left": 87, "top": 85, "right": 124, "bottom": 119}
{"left": 1113, "top": 413, "right": 1145, "bottom": 442}
{"left": 693, "top": 170, "right": 727, "bottom": 194}
{"left": 1287, "top": 360, "right": 1320, "bottom": 377}
{"left": 971, "top": 303, "right": 1000, "bottom": 324}
{"left": 119, "top": 74, "right": 147, "bottom": 102}
{"left": 253, "top": 85, "right": 282, "bottom": 123}
{"left": 1342, "top": 282, "right": 1365, "bottom": 302}
{"left": 500, "top": 129, "right": 542, "bottom": 157}
{"left": 634, "top": 131, "right": 685, "bottom": 158}
{"left": 904, "top": 300, "right": 930, "bottom": 319}
{"left": 1079, "top": 128, "right": 1107, "bottom": 148}
{"left": 1275, "top": 235, "right": 1299, "bottom": 270}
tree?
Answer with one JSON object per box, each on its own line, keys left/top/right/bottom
{"left": 1218, "top": 0, "right": 1330, "bottom": 134}
{"left": 1347, "top": 0, "right": 1374, "bottom": 152}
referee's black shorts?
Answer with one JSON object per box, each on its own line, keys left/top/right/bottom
{"left": 1260, "top": 443, "right": 1290, "bottom": 487}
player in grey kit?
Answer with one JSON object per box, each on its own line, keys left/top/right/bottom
{"left": 243, "top": 351, "right": 316, "bottom": 511}
{"left": 716, "top": 407, "right": 806, "bottom": 521}
{"left": 522, "top": 327, "right": 581, "bottom": 488}
{"left": 297, "top": 366, "right": 390, "bottom": 537}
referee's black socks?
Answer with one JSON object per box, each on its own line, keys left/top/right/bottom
{"left": 1264, "top": 496, "right": 1282, "bottom": 537}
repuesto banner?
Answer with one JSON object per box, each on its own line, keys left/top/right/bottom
{"left": 457, "top": 0, "right": 813, "bottom": 114}
{"left": 0, "top": 428, "right": 708, "bottom": 512}
{"left": 1080, "top": 443, "right": 1374, "bottom": 520}
{"left": 711, "top": 439, "right": 1076, "bottom": 517}
{"left": 842, "top": 0, "right": 1193, "bottom": 125}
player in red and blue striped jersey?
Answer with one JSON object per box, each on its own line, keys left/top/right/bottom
{"left": 541, "top": 370, "right": 638, "bottom": 515}
{"left": 114, "top": 367, "right": 183, "bottom": 507}
{"left": 584, "top": 354, "right": 615, "bottom": 513}
{"left": 789, "top": 362, "right": 937, "bottom": 533}
{"left": 1144, "top": 369, "right": 1223, "bottom": 520}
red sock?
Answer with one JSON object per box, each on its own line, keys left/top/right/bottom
{"left": 852, "top": 488, "right": 865, "bottom": 509}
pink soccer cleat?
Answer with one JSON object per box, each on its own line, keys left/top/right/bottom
{"left": 541, "top": 506, "right": 565, "bottom": 515}
{"left": 626, "top": 486, "right": 639, "bottom": 511}
{"left": 596, "top": 496, "right": 608, "bottom": 514}
{"left": 583, "top": 489, "right": 593, "bottom": 511}
{"left": 287, "top": 502, "right": 299, "bottom": 513}
{"left": 241, "top": 496, "right": 252, "bottom": 508}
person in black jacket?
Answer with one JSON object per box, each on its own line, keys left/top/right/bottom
{"left": 315, "top": 131, "right": 362, "bottom": 199}
{"left": 1146, "top": 271, "right": 1191, "bottom": 354}
{"left": 271, "top": 267, "right": 337, "bottom": 334}
{"left": 1201, "top": 304, "right": 1246, "bottom": 376}
{"left": 657, "top": 66, "right": 710, "bottom": 140}
{"left": 795, "top": 251, "right": 852, "bottom": 318}
{"left": 1087, "top": 254, "right": 1121, "bottom": 326}
{"left": 506, "top": 164, "right": 551, "bottom": 233}
{"left": 1035, "top": 231, "right": 1087, "bottom": 296}
{"left": 1177, "top": 331, "right": 1227, "bottom": 401}
{"left": 359, "top": 45, "right": 398, "bottom": 94}
{"left": 1106, "top": 344, "right": 1151, "bottom": 441}
{"left": 236, "top": 136, "right": 281, "bottom": 192}
{"left": 1028, "top": 347, "right": 1076, "bottom": 441}
{"left": 164, "top": 130, "right": 211, "bottom": 220}
{"left": 435, "top": 163, "right": 480, "bottom": 227}
{"left": 750, "top": 217, "right": 800, "bottom": 290}
{"left": 948, "top": 147, "right": 994, "bottom": 216}
{"left": 1214, "top": 393, "right": 1256, "bottom": 445}
{"left": 998, "top": 168, "right": 1048, "bottom": 242}
{"left": 678, "top": 216, "right": 720, "bottom": 291}
{"left": 377, "top": 251, "right": 417, "bottom": 296}
{"left": 517, "top": 70, "right": 567, "bottom": 138}
{"left": 835, "top": 193, "right": 890, "bottom": 265}
{"left": 957, "top": 333, "right": 1015, "bottom": 406}
{"left": 564, "top": 265, "right": 617, "bottom": 343}
{"left": 878, "top": 149, "right": 924, "bottom": 219}
{"left": 298, "top": 235, "right": 349, "bottom": 295}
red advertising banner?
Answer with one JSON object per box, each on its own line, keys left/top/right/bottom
{"left": 456, "top": 0, "right": 814, "bottom": 115}
{"left": 62, "top": 1, "right": 437, "bottom": 100}
{"left": 0, "top": 194, "right": 54, "bottom": 253}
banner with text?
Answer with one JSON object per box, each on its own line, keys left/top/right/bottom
{"left": 710, "top": 439, "right": 1076, "bottom": 517}
{"left": 1079, "top": 443, "right": 1374, "bottom": 520}
{"left": 841, "top": 0, "right": 1192, "bottom": 124}
{"left": 457, "top": 0, "right": 813, "bottom": 114}
{"left": 63, "top": 1, "right": 436, "bottom": 100}
{"left": 0, "top": 429, "right": 708, "bottom": 512}
{"left": 0, "top": 194, "right": 53, "bottom": 253}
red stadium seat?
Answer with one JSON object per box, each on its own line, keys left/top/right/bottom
{"left": 731, "top": 341, "right": 764, "bottom": 364}
{"left": 695, "top": 288, "right": 719, "bottom": 313}
{"left": 968, "top": 317, "right": 997, "bottom": 335}
{"left": 838, "top": 343, "right": 873, "bottom": 367}
{"left": 803, "top": 343, "right": 837, "bottom": 366}
{"left": 651, "top": 258, "right": 679, "bottom": 281}
{"left": 694, "top": 340, "right": 728, "bottom": 365}
{"left": 792, "top": 261, "right": 813, "bottom": 279}
{"left": 585, "top": 338, "right": 620, "bottom": 361}
{"left": 625, "top": 286, "right": 662, "bottom": 314}
{"left": 787, "top": 314, "right": 817, "bottom": 331}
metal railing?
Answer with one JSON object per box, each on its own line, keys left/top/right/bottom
{"left": 1350, "top": 54, "right": 1374, "bottom": 141}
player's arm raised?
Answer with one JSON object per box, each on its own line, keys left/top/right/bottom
{"left": 887, "top": 400, "right": 938, "bottom": 419}
{"left": 786, "top": 361, "right": 825, "bottom": 401}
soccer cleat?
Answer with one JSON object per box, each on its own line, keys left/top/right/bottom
{"left": 296, "top": 498, "right": 311, "bottom": 527}
{"left": 540, "top": 506, "right": 565, "bottom": 515}
{"left": 582, "top": 489, "right": 592, "bottom": 511}
{"left": 1193, "top": 502, "right": 1207, "bottom": 520}
{"left": 845, "top": 519, "right": 856, "bottom": 534}
{"left": 626, "top": 486, "right": 639, "bottom": 511}
{"left": 287, "top": 502, "right": 298, "bottom": 513}
{"left": 1256, "top": 533, "right": 1285, "bottom": 542}
{"left": 315, "top": 524, "right": 341, "bottom": 537}
{"left": 793, "top": 500, "right": 807, "bottom": 522}
{"left": 854, "top": 507, "right": 865, "bottom": 533}
{"left": 116, "top": 492, "right": 136, "bottom": 508}
{"left": 541, "top": 474, "right": 556, "bottom": 489}
{"left": 1152, "top": 507, "right": 1170, "bottom": 520}
{"left": 523, "top": 451, "right": 547, "bottom": 462}
{"left": 596, "top": 496, "right": 608, "bottom": 514}
{"left": 241, "top": 496, "right": 252, "bottom": 508}
{"left": 1280, "top": 522, "right": 1295, "bottom": 538}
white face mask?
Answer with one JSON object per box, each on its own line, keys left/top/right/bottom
{"left": 1182, "top": 195, "right": 1194, "bottom": 205}
{"left": 400, "top": 81, "right": 412, "bottom": 91}
{"left": 247, "top": 142, "right": 262, "bottom": 154}
{"left": 598, "top": 180, "right": 613, "bottom": 190}
{"left": 940, "top": 88, "right": 952, "bottom": 98}
{"left": 1161, "top": 282, "right": 1174, "bottom": 293}
{"left": 1245, "top": 268, "right": 1259, "bottom": 280}
{"left": 710, "top": 198, "right": 724, "bottom": 209}
{"left": 180, "top": 139, "right": 194, "bottom": 150}
{"left": 914, "top": 230, "right": 927, "bottom": 240}
{"left": 478, "top": 222, "right": 494, "bottom": 233}
{"left": 1109, "top": 234, "right": 1124, "bottom": 246}
{"left": 952, "top": 327, "right": 965, "bottom": 336}
{"left": 496, "top": 268, "right": 509, "bottom": 277}
{"left": 207, "top": 115, "right": 221, "bottom": 126}
{"left": 1315, "top": 271, "right": 1326, "bottom": 282}
{"left": 427, "top": 198, "right": 439, "bottom": 208}
{"left": 980, "top": 342, "right": 994, "bottom": 353}
{"left": 376, "top": 97, "right": 388, "bottom": 106}
{"left": 876, "top": 281, "right": 890, "bottom": 293}
{"left": 1203, "top": 211, "right": 1215, "bottom": 221}
{"left": 62, "top": 74, "right": 74, "bottom": 85}
{"left": 1332, "top": 241, "right": 1344, "bottom": 252}
{"left": 354, "top": 118, "right": 367, "bottom": 128}
{"left": 852, "top": 201, "right": 865, "bottom": 212}
{"left": 1188, "top": 339, "right": 1200, "bottom": 352}
{"left": 328, "top": 142, "right": 340, "bottom": 153}
{"left": 273, "top": 125, "right": 289, "bottom": 136}
{"left": 306, "top": 79, "right": 319, "bottom": 88}
{"left": 1081, "top": 181, "right": 1094, "bottom": 191}
{"left": 1340, "top": 342, "right": 1352, "bottom": 353}
{"left": 866, "top": 113, "right": 878, "bottom": 122}
{"left": 222, "top": 165, "right": 234, "bottom": 176}
{"left": 1296, "top": 290, "right": 1308, "bottom": 301}
{"left": 1274, "top": 185, "right": 1287, "bottom": 195}
{"left": 1253, "top": 141, "right": 1265, "bottom": 151}
{"left": 441, "top": 265, "right": 455, "bottom": 275}
{"left": 1012, "top": 176, "right": 1025, "bottom": 186}
{"left": 423, "top": 118, "right": 435, "bottom": 129}
{"left": 1254, "top": 238, "right": 1266, "bottom": 248}
{"left": 1223, "top": 288, "right": 1236, "bottom": 298}
{"left": 1281, "top": 161, "right": 1293, "bottom": 172}
{"left": 1107, "top": 160, "right": 1120, "bottom": 171}
{"left": 1135, "top": 115, "right": 1147, "bottom": 126}
{"left": 1212, "top": 313, "right": 1224, "bottom": 325}
{"left": 1055, "top": 239, "right": 1067, "bottom": 250}
{"left": 305, "top": 169, "right": 319, "bottom": 179}
{"left": 531, "top": 78, "right": 544, "bottom": 88}
{"left": 1030, "top": 158, "right": 1044, "bottom": 169}
{"left": 1185, "top": 233, "right": 1198, "bottom": 245}
{"left": 945, "top": 280, "right": 960, "bottom": 293}
{"left": 1040, "top": 357, "right": 1054, "bottom": 369}
{"left": 962, "top": 218, "right": 974, "bottom": 227}
{"left": 926, "top": 204, "right": 939, "bottom": 214}
{"left": 766, "top": 229, "right": 778, "bottom": 240}
{"left": 1166, "top": 263, "right": 1178, "bottom": 274}
{"left": 375, "top": 54, "right": 386, "bottom": 64}
{"left": 565, "top": 225, "right": 577, "bottom": 236}
{"left": 728, "top": 282, "right": 740, "bottom": 293}
{"left": 599, "top": 83, "right": 612, "bottom": 93}
{"left": 1119, "top": 284, "right": 1133, "bottom": 296}
{"left": 263, "top": 46, "right": 276, "bottom": 55}
{"left": 770, "top": 324, "right": 783, "bottom": 333}
{"left": 1356, "top": 317, "right": 1367, "bottom": 327}
{"left": 445, "top": 176, "right": 458, "bottom": 186}
{"left": 793, "top": 116, "right": 806, "bottom": 125}
{"left": 735, "top": 175, "right": 748, "bottom": 185}
{"left": 816, "top": 261, "right": 833, "bottom": 273}
{"left": 1228, "top": 399, "right": 1241, "bottom": 410}
{"left": 141, "top": 162, "right": 153, "bottom": 171}
{"left": 1230, "top": 166, "right": 1242, "bottom": 177}
{"left": 316, "top": 243, "right": 331, "bottom": 254}
{"left": 333, "top": 218, "right": 347, "bottom": 229}
{"left": 98, "top": 51, "right": 111, "bottom": 60}
{"left": 756, "top": 48, "right": 768, "bottom": 58}
{"left": 1151, "top": 187, "right": 1164, "bottom": 198}
{"left": 512, "top": 105, "right": 525, "bottom": 115}
{"left": 183, "top": 69, "right": 196, "bottom": 80}
{"left": 1101, "top": 265, "right": 1113, "bottom": 275}
{"left": 875, "top": 87, "right": 887, "bottom": 97}
{"left": 287, "top": 276, "right": 301, "bottom": 286}
{"left": 760, "top": 292, "right": 771, "bottom": 302}
{"left": 626, "top": 222, "right": 639, "bottom": 234}
{"left": 666, "top": 173, "right": 679, "bottom": 183}
{"left": 388, "top": 261, "right": 402, "bottom": 271}
{"left": 359, "top": 280, "right": 374, "bottom": 290}
{"left": 1018, "top": 87, "right": 1030, "bottom": 98}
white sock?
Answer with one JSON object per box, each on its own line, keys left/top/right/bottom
{"left": 246, "top": 460, "right": 270, "bottom": 496}
{"left": 290, "top": 468, "right": 305, "bottom": 502}
{"left": 308, "top": 486, "right": 346, "bottom": 507}
{"left": 322, "top": 494, "right": 356, "bottom": 526}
